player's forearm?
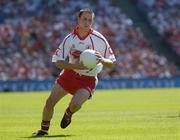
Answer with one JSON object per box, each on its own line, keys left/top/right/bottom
{"left": 55, "top": 60, "right": 85, "bottom": 70}
{"left": 100, "top": 58, "right": 114, "bottom": 68}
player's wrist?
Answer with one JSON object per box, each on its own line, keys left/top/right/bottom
{"left": 99, "top": 57, "right": 106, "bottom": 64}
{"left": 100, "top": 58, "right": 113, "bottom": 68}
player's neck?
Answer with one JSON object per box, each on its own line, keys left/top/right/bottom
{"left": 74, "top": 26, "right": 93, "bottom": 40}
{"left": 78, "top": 27, "right": 89, "bottom": 37}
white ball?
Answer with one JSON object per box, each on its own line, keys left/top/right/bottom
{"left": 80, "top": 49, "right": 98, "bottom": 69}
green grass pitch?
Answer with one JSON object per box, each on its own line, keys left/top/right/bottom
{"left": 0, "top": 88, "right": 180, "bottom": 140}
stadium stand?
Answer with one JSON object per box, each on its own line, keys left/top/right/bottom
{"left": 137, "top": 0, "right": 180, "bottom": 56}
{"left": 0, "top": 0, "right": 179, "bottom": 81}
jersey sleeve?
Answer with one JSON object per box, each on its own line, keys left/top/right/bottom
{"left": 105, "top": 45, "right": 116, "bottom": 62}
{"left": 93, "top": 31, "right": 116, "bottom": 62}
{"left": 103, "top": 37, "right": 116, "bottom": 62}
{"left": 52, "top": 34, "right": 71, "bottom": 62}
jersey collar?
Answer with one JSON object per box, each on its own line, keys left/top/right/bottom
{"left": 73, "top": 26, "right": 93, "bottom": 40}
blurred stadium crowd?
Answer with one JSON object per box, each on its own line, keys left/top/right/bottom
{"left": 137, "top": 0, "right": 180, "bottom": 55}
{"left": 0, "top": 0, "right": 179, "bottom": 80}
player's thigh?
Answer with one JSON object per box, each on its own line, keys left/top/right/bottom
{"left": 69, "top": 89, "right": 90, "bottom": 107}
{"left": 48, "top": 83, "right": 68, "bottom": 104}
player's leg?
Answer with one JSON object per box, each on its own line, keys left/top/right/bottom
{"left": 32, "top": 83, "right": 68, "bottom": 136}
{"left": 60, "top": 88, "right": 91, "bottom": 128}
{"left": 69, "top": 89, "right": 91, "bottom": 113}
{"left": 42, "top": 83, "right": 68, "bottom": 120}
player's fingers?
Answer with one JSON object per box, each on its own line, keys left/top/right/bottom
{"left": 95, "top": 53, "right": 102, "bottom": 58}
{"left": 95, "top": 51, "right": 101, "bottom": 56}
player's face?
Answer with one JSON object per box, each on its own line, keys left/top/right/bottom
{"left": 78, "top": 12, "right": 94, "bottom": 30}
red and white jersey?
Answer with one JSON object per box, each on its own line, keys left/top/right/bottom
{"left": 52, "top": 27, "right": 116, "bottom": 77}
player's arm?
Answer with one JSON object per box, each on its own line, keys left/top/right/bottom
{"left": 55, "top": 60, "right": 86, "bottom": 70}
{"left": 95, "top": 51, "right": 114, "bottom": 68}
{"left": 100, "top": 58, "right": 114, "bottom": 68}
{"left": 94, "top": 33, "right": 116, "bottom": 68}
{"left": 52, "top": 34, "right": 87, "bottom": 70}
{"left": 53, "top": 49, "right": 87, "bottom": 70}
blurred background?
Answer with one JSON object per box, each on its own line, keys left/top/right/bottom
{"left": 0, "top": 0, "right": 180, "bottom": 91}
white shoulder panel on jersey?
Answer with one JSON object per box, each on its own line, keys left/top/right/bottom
{"left": 91, "top": 30, "right": 116, "bottom": 62}
{"left": 52, "top": 33, "right": 72, "bottom": 62}
{"left": 92, "top": 30, "right": 108, "bottom": 41}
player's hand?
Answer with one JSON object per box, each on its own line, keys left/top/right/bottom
{"left": 95, "top": 51, "right": 105, "bottom": 64}
{"left": 95, "top": 51, "right": 114, "bottom": 68}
